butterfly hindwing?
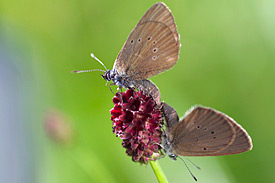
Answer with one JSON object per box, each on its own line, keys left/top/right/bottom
{"left": 168, "top": 106, "right": 252, "bottom": 156}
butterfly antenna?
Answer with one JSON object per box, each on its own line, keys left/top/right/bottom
{"left": 72, "top": 69, "right": 105, "bottom": 73}
{"left": 183, "top": 157, "right": 201, "bottom": 170}
{"left": 90, "top": 53, "right": 108, "bottom": 71}
{"left": 178, "top": 156, "right": 198, "bottom": 182}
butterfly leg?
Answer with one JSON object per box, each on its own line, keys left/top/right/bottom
{"left": 152, "top": 141, "right": 167, "bottom": 160}
{"left": 155, "top": 143, "right": 168, "bottom": 160}
{"left": 118, "top": 86, "right": 123, "bottom": 93}
{"left": 115, "top": 85, "right": 124, "bottom": 102}
{"left": 108, "top": 83, "right": 116, "bottom": 95}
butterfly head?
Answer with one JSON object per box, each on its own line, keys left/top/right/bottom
{"left": 101, "top": 70, "right": 112, "bottom": 81}
{"left": 168, "top": 153, "right": 178, "bottom": 161}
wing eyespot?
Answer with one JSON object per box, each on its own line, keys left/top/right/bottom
{"left": 152, "top": 56, "right": 157, "bottom": 60}
{"left": 153, "top": 41, "right": 157, "bottom": 44}
{"left": 130, "top": 40, "right": 134, "bottom": 44}
{"left": 138, "top": 38, "right": 142, "bottom": 42}
{"left": 213, "top": 136, "right": 216, "bottom": 139}
{"left": 147, "top": 37, "right": 152, "bottom": 41}
{"left": 152, "top": 48, "right": 158, "bottom": 53}
{"left": 203, "top": 147, "right": 207, "bottom": 150}
{"left": 204, "top": 127, "right": 208, "bottom": 131}
{"left": 197, "top": 125, "right": 201, "bottom": 129}
{"left": 211, "top": 131, "right": 215, "bottom": 134}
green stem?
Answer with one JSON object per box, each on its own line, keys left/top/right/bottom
{"left": 149, "top": 160, "right": 169, "bottom": 183}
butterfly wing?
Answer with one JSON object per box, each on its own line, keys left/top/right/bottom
{"left": 162, "top": 102, "right": 179, "bottom": 132}
{"left": 114, "top": 2, "right": 180, "bottom": 80}
{"left": 169, "top": 106, "right": 252, "bottom": 156}
{"left": 132, "top": 79, "right": 161, "bottom": 105}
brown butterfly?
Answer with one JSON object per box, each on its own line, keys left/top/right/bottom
{"left": 161, "top": 102, "right": 253, "bottom": 158}
{"left": 74, "top": 3, "right": 180, "bottom": 105}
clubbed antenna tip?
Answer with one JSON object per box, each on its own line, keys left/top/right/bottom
{"left": 90, "top": 53, "right": 108, "bottom": 71}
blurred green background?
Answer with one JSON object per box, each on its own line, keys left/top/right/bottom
{"left": 0, "top": 0, "right": 274, "bottom": 182}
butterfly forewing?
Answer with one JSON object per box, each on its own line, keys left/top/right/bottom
{"left": 126, "top": 23, "right": 179, "bottom": 79}
{"left": 218, "top": 119, "right": 253, "bottom": 155}
{"left": 169, "top": 106, "right": 252, "bottom": 156}
{"left": 114, "top": 2, "right": 180, "bottom": 80}
{"left": 136, "top": 2, "right": 179, "bottom": 42}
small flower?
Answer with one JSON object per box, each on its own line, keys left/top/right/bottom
{"left": 44, "top": 109, "right": 74, "bottom": 146}
{"left": 110, "top": 89, "right": 163, "bottom": 164}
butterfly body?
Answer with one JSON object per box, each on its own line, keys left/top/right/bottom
{"left": 101, "top": 69, "right": 134, "bottom": 89}
{"left": 162, "top": 133, "right": 178, "bottom": 160}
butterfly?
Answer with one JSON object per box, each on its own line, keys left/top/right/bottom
{"left": 74, "top": 3, "right": 180, "bottom": 105}
{"left": 161, "top": 102, "right": 252, "bottom": 158}
{"left": 161, "top": 102, "right": 253, "bottom": 181}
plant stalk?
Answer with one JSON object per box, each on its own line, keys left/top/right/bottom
{"left": 149, "top": 160, "right": 169, "bottom": 183}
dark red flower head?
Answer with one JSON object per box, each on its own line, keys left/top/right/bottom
{"left": 110, "top": 89, "right": 163, "bottom": 164}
